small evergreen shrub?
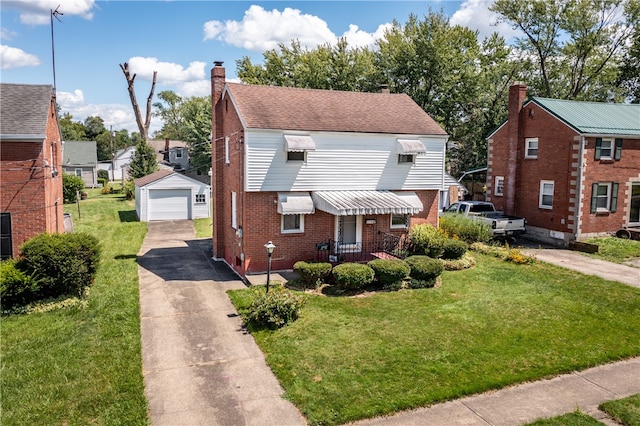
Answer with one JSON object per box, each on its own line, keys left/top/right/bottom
{"left": 332, "top": 262, "right": 375, "bottom": 290}
{"left": 247, "top": 286, "right": 305, "bottom": 329}
{"left": 293, "top": 261, "right": 332, "bottom": 289}
{"left": 97, "top": 169, "right": 109, "bottom": 181}
{"left": 0, "top": 259, "right": 41, "bottom": 310}
{"left": 367, "top": 258, "right": 410, "bottom": 289}
{"left": 63, "top": 174, "right": 85, "bottom": 203}
{"left": 439, "top": 213, "right": 492, "bottom": 243}
{"left": 442, "top": 239, "right": 468, "bottom": 260}
{"left": 123, "top": 179, "right": 135, "bottom": 200}
{"left": 408, "top": 223, "right": 446, "bottom": 258}
{"left": 18, "top": 232, "right": 101, "bottom": 298}
{"left": 405, "top": 255, "right": 444, "bottom": 288}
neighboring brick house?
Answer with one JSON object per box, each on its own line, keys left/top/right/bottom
{"left": 487, "top": 83, "right": 640, "bottom": 246}
{"left": 210, "top": 62, "right": 448, "bottom": 276}
{"left": 0, "top": 83, "right": 64, "bottom": 259}
{"left": 62, "top": 140, "right": 98, "bottom": 187}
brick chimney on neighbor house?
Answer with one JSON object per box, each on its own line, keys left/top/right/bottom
{"left": 505, "top": 82, "right": 527, "bottom": 215}
{"left": 210, "top": 61, "right": 226, "bottom": 258}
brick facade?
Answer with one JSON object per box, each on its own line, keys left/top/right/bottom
{"left": 487, "top": 84, "right": 640, "bottom": 245}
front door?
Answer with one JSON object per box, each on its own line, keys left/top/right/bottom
{"left": 335, "top": 215, "right": 362, "bottom": 253}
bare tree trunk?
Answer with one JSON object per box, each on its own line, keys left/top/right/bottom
{"left": 119, "top": 62, "right": 157, "bottom": 141}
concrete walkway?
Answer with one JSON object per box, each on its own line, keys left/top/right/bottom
{"left": 137, "top": 220, "right": 306, "bottom": 426}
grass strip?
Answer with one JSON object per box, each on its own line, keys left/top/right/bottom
{"left": 599, "top": 393, "right": 640, "bottom": 425}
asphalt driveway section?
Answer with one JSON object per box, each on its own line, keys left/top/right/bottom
{"left": 137, "top": 220, "right": 306, "bottom": 426}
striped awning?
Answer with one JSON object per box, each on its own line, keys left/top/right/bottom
{"left": 284, "top": 135, "right": 316, "bottom": 152}
{"left": 277, "top": 192, "right": 315, "bottom": 215}
{"left": 312, "top": 191, "right": 423, "bottom": 216}
{"left": 396, "top": 139, "right": 426, "bottom": 155}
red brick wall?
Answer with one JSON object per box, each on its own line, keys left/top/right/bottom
{"left": 0, "top": 99, "right": 63, "bottom": 255}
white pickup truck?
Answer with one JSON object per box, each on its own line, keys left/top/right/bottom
{"left": 442, "top": 201, "right": 527, "bottom": 238}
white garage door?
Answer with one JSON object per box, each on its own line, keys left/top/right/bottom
{"left": 148, "top": 189, "right": 190, "bottom": 221}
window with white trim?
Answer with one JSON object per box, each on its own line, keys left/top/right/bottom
{"left": 75, "top": 168, "right": 83, "bottom": 177}
{"left": 494, "top": 176, "right": 504, "bottom": 196}
{"left": 539, "top": 180, "right": 554, "bottom": 209}
{"left": 225, "top": 136, "right": 230, "bottom": 164}
{"left": 176, "top": 148, "right": 183, "bottom": 158}
{"left": 630, "top": 183, "right": 640, "bottom": 225}
{"left": 231, "top": 191, "right": 237, "bottom": 229}
{"left": 390, "top": 213, "right": 409, "bottom": 229}
{"left": 590, "top": 182, "right": 619, "bottom": 213}
{"left": 195, "top": 194, "right": 206, "bottom": 204}
{"left": 398, "top": 154, "right": 415, "bottom": 164}
{"left": 525, "top": 138, "right": 538, "bottom": 159}
{"left": 281, "top": 214, "right": 304, "bottom": 233}
{"left": 287, "top": 151, "right": 305, "bottom": 161}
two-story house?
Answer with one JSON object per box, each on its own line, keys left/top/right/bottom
{"left": 487, "top": 83, "right": 640, "bottom": 246}
{"left": 0, "top": 83, "right": 64, "bottom": 259}
{"left": 210, "top": 62, "right": 448, "bottom": 276}
{"left": 62, "top": 140, "right": 99, "bottom": 187}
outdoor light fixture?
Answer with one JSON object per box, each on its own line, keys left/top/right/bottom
{"left": 264, "top": 241, "right": 276, "bottom": 293}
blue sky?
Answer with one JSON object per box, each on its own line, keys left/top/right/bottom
{"left": 1, "top": 1, "right": 518, "bottom": 135}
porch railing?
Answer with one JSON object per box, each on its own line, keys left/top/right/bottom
{"left": 313, "top": 231, "right": 413, "bottom": 264}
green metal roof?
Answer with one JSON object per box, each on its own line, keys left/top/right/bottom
{"left": 532, "top": 97, "right": 640, "bottom": 136}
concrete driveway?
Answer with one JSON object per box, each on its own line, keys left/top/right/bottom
{"left": 137, "top": 220, "right": 306, "bottom": 426}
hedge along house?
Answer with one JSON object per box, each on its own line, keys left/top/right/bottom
{"left": 210, "top": 62, "right": 449, "bottom": 276}
{"left": 486, "top": 83, "right": 640, "bottom": 246}
{"left": 0, "top": 83, "right": 64, "bottom": 259}
{"left": 134, "top": 169, "right": 211, "bottom": 222}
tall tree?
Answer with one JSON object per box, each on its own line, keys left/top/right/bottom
{"left": 618, "top": 26, "right": 640, "bottom": 102}
{"left": 153, "top": 91, "right": 185, "bottom": 140}
{"left": 491, "top": 0, "right": 639, "bottom": 101}
{"left": 83, "top": 116, "right": 106, "bottom": 140}
{"left": 181, "top": 96, "right": 212, "bottom": 173}
{"left": 59, "top": 113, "right": 87, "bottom": 141}
{"left": 119, "top": 62, "right": 157, "bottom": 141}
{"left": 128, "top": 139, "right": 158, "bottom": 179}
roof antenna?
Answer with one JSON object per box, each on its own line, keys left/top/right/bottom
{"left": 50, "top": 5, "right": 63, "bottom": 97}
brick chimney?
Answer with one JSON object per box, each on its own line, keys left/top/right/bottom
{"left": 210, "top": 61, "right": 226, "bottom": 258}
{"left": 505, "top": 82, "right": 527, "bottom": 215}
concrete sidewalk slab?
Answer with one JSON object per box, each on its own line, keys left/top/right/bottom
{"left": 138, "top": 220, "right": 306, "bottom": 426}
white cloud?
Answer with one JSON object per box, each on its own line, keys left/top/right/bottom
{"left": 342, "top": 23, "right": 391, "bottom": 49}
{"left": 0, "top": 44, "right": 40, "bottom": 69}
{"left": 176, "top": 80, "right": 211, "bottom": 98}
{"left": 126, "top": 57, "right": 206, "bottom": 85}
{"left": 1, "top": 28, "right": 17, "bottom": 41}
{"left": 450, "top": 0, "right": 520, "bottom": 41}
{"left": 56, "top": 89, "right": 84, "bottom": 106}
{"left": 203, "top": 5, "right": 337, "bottom": 52}
{"left": 3, "top": 0, "right": 95, "bottom": 25}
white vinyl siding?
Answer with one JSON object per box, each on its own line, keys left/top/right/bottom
{"left": 135, "top": 173, "right": 211, "bottom": 221}
{"left": 245, "top": 130, "right": 446, "bottom": 192}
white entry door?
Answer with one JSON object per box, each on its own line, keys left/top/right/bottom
{"left": 148, "top": 189, "right": 190, "bottom": 221}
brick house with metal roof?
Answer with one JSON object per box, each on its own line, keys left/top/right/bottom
{"left": 486, "top": 83, "right": 640, "bottom": 246}
{"left": 210, "top": 62, "right": 449, "bottom": 276}
{"left": 0, "top": 83, "right": 64, "bottom": 259}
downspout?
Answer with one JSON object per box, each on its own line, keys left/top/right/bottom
{"left": 574, "top": 136, "right": 586, "bottom": 241}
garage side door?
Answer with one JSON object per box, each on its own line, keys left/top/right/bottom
{"left": 148, "top": 189, "right": 190, "bottom": 221}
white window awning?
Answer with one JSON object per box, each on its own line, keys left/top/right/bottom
{"left": 284, "top": 135, "right": 316, "bottom": 152}
{"left": 312, "top": 191, "right": 423, "bottom": 216}
{"left": 397, "top": 139, "right": 426, "bottom": 155}
{"left": 277, "top": 192, "right": 315, "bottom": 215}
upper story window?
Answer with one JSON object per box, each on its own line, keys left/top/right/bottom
{"left": 539, "top": 180, "right": 554, "bottom": 209}
{"left": 287, "top": 151, "right": 306, "bottom": 161}
{"left": 590, "top": 182, "right": 619, "bottom": 213}
{"left": 595, "top": 138, "right": 622, "bottom": 161}
{"left": 284, "top": 135, "right": 315, "bottom": 162}
{"left": 494, "top": 176, "right": 505, "bottom": 196}
{"left": 396, "top": 139, "right": 425, "bottom": 165}
{"left": 525, "top": 138, "right": 538, "bottom": 159}
{"left": 225, "top": 137, "right": 230, "bottom": 164}
{"left": 398, "top": 154, "right": 415, "bottom": 164}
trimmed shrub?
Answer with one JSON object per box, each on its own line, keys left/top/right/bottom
{"left": 442, "top": 239, "right": 468, "bottom": 260}
{"left": 63, "top": 174, "right": 85, "bottom": 203}
{"left": 18, "top": 232, "right": 101, "bottom": 298}
{"left": 408, "top": 223, "right": 446, "bottom": 258}
{"left": 439, "top": 213, "right": 492, "bottom": 243}
{"left": 123, "top": 179, "right": 135, "bottom": 200}
{"left": 247, "top": 286, "right": 305, "bottom": 329}
{"left": 293, "top": 261, "right": 332, "bottom": 289}
{"left": 332, "top": 262, "right": 375, "bottom": 290}
{"left": 405, "top": 255, "right": 444, "bottom": 288}
{"left": 97, "top": 169, "right": 109, "bottom": 181}
{"left": 440, "top": 252, "right": 477, "bottom": 271}
{"left": 367, "top": 258, "right": 410, "bottom": 289}
{"left": 0, "top": 259, "right": 41, "bottom": 310}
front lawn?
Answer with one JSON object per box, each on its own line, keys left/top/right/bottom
{"left": 1, "top": 191, "right": 149, "bottom": 425}
{"left": 600, "top": 393, "right": 640, "bottom": 425}
{"left": 584, "top": 236, "right": 640, "bottom": 264}
{"left": 229, "top": 254, "right": 640, "bottom": 425}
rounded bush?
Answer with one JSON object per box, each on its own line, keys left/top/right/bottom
{"left": 408, "top": 223, "right": 446, "bottom": 258}
{"left": 97, "top": 169, "right": 109, "bottom": 181}
{"left": 441, "top": 239, "right": 468, "bottom": 260}
{"left": 293, "top": 261, "right": 332, "bottom": 289}
{"left": 0, "top": 259, "right": 40, "bottom": 310}
{"left": 247, "top": 286, "right": 305, "bottom": 329}
{"left": 405, "top": 255, "right": 444, "bottom": 282}
{"left": 18, "top": 232, "right": 101, "bottom": 298}
{"left": 367, "top": 258, "right": 410, "bottom": 288}
{"left": 63, "top": 174, "right": 85, "bottom": 203}
{"left": 332, "top": 262, "right": 375, "bottom": 290}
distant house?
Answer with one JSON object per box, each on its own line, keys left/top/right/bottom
{"left": 0, "top": 83, "right": 64, "bottom": 259}
{"left": 486, "top": 83, "right": 640, "bottom": 246}
{"left": 148, "top": 139, "right": 189, "bottom": 171}
{"left": 98, "top": 146, "right": 135, "bottom": 181}
{"left": 134, "top": 169, "right": 211, "bottom": 222}
{"left": 210, "top": 62, "right": 448, "bottom": 277}
{"left": 62, "top": 140, "right": 98, "bottom": 187}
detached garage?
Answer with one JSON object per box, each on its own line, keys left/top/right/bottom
{"left": 135, "top": 170, "right": 211, "bottom": 222}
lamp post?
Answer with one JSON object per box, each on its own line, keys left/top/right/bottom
{"left": 264, "top": 241, "right": 276, "bottom": 293}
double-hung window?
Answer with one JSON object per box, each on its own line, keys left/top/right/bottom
{"left": 595, "top": 138, "right": 622, "bottom": 161}
{"left": 590, "top": 182, "right": 619, "bottom": 213}
{"left": 494, "top": 176, "right": 505, "bottom": 196}
{"left": 525, "top": 138, "right": 538, "bottom": 159}
{"left": 281, "top": 214, "right": 304, "bottom": 233}
{"left": 539, "top": 180, "right": 554, "bottom": 209}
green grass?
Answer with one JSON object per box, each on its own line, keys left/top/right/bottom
{"left": 525, "top": 410, "right": 604, "bottom": 425}
{"left": 600, "top": 393, "right": 640, "bottom": 425}
{"left": 194, "top": 217, "right": 213, "bottom": 238}
{"left": 583, "top": 236, "right": 640, "bottom": 264}
{"left": 229, "top": 255, "right": 640, "bottom": 425}
{"left": 1, "top": 191, "right": 149, "bottom": 425}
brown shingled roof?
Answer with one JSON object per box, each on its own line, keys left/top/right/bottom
{"left": 225, "top": 83, "right": 447, "bottom": 136}
{"left": 134, "top": 169, "right": 174, "bottom": 187}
